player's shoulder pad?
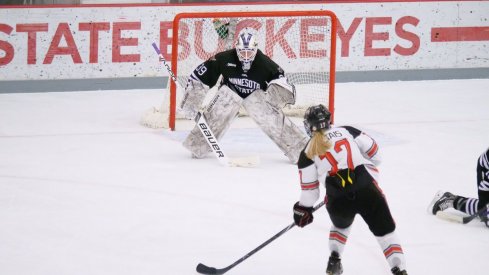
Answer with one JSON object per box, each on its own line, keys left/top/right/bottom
{"left": 255, "top": 50, "right": 279, "bottom": 67}
{"left": 338, "top": 125, "right": 362, "bottom": 138}
{"left": 297, "top": 149, "right": 314, "bottom": 169}
{"left": 214, "top": 49, "right": 236, "bottom": 61}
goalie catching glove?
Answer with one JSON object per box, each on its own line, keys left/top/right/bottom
{"left": 293, "top": 202, "right": 314, "bottom": 227}
{"left": 265, "top": 77, "right": 296, "bottom": 108}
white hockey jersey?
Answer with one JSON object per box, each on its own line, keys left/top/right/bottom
{"left": 297, "top": 125, "right": 381, "bottom": 207}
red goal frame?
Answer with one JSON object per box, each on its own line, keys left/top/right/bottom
{"left": 169, "top": 10, "right": 338, "bottom": 130}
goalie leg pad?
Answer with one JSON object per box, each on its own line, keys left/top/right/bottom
{"left": 242, "top": 90, "right": 308, "bottom": 164}
{"left": 183, "top": 85, "right": 243, "bottom": 158}
{"left": 179, "top": 77, "right": 208, "bottom": 119}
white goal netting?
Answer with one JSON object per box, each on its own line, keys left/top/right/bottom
{"left": 141, "top": 10, "right": 337, "bottom": 130}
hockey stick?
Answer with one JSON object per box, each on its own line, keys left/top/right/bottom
{"left": 151, "top": 42, "right": 179, "bottom": 85}
{"left": 196, "top": 200, "right": 326, "bottom": 275}
{"left": 436, "top": 204, "right": 488, "bottom": 224}
{"left": 140, "top": 43, "right": 176, "bottom": 128}
{"left": 195, "top": 111, "right": 259, "bottom": 168}
{"left": 151, "top": 43, "right": 259, "bottom": 168}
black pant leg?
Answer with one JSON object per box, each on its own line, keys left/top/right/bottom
{"left": 326, "top": 195, "right": 356, "bottom": 229}
{"left": 477, "top": 155, "right": 489, "bottom": 206}
{"left": 356, "top": 182, "right": 396, "bottom": 237}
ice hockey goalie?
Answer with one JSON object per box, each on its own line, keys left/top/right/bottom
{"left": 180, "top": 27, "right": 308, "bottom": 164}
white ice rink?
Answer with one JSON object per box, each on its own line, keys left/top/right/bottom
{"left": 1, "top": 79, "right": 488, "bottom": 275}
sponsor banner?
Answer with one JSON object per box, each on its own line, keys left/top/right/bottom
{"left": 0, "top": 1, "right": 488, "bottom": 81}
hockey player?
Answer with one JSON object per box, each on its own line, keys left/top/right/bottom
{"left": 179, "top": 27, "right": 308, "bottom": 163}
{"left": 429, "top": 147, "right": 489, "bottom": 227}
{"left": 292, "top": 105, "right": 408, "bottom": 275}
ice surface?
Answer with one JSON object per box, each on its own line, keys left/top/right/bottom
{"left": 1, "top": 79, "right": 488, "bottom": 275}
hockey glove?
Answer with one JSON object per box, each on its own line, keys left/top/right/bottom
{"left": 293, "top": 202, "right": 314, "bottom": 227}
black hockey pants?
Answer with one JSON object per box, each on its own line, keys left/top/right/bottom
{"left": 477, "top": 153, "right": 489, "bottom": 206}
{"left": 325, "top": 165, "right": 396, "bottom": 237}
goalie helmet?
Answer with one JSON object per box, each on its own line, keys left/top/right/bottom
{"left": 235, "top": 27, "right": 258, "bottom": 72}
{"left": 303, "top": 104, "right": 331, "bottom": 137}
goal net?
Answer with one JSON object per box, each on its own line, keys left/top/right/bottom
{"left": 141, "top": 10, "right": 337, "bottom": 130}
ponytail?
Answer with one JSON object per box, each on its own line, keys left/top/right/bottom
{"left": 306, "top": 130, "right": 332, "bottom": 159}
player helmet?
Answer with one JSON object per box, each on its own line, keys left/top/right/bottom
{"left": 235, "top": 27, "right": 258, "bottom": 72}
{"left": 303, "top": 104, "right": 331, "bottom": 137}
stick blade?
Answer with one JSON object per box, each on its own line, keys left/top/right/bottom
{"left": 435, "top": 211, "right": 464, "bottom": 223}
{"left": 228, "top": 155, "right": 260, "bottom": 168}
{"left": 196, "top": 263, "right": 218, "bottom": 274}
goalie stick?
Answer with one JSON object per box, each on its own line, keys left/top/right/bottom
{"left": 196, "top": 200, "right": 326, "bottom": 275}
{"left": 436, "top": 203, "right": 489, "bottom": 225}
{"left": 151, "top": 43, "right": 259, "bottom": 168}
{"left": 194, "top": 111, "right": 259, "bottom": 168}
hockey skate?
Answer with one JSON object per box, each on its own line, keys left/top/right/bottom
{"left": 391, "top": 266, "right": 408, "bottom": 275}
{"left": 326, "top": 251, "right": 343, "bottom": 275}
{"left": 428, "top": 190, "right": 456, "bottom": 214}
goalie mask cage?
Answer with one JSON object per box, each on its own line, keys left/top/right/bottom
{"left": 148, "top": 10, "right": 337, "bottom": 130}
